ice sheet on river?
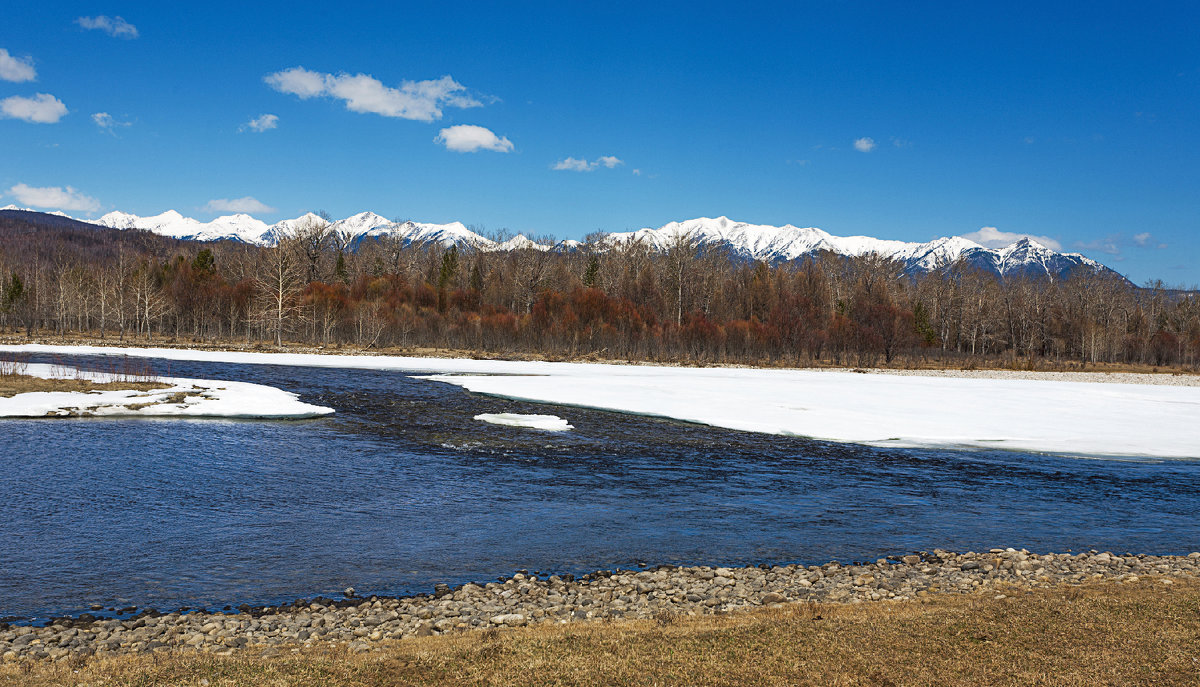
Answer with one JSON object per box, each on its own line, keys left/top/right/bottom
{"left": 474, "top": 413, "right": 573, "bottom": 431}
{"left": 0, "top": 362, "right": 333, "bottom": 419}
{"left": 1, "top": 344, "right": 1196, "bottom": 457}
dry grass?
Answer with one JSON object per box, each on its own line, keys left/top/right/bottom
{"left": 4, "top": 579, "right": 1199, "bottom": 686}
{"left": 2, "top": 331, "right": 1197, "bottom": 376}
{"left": 0, "top": 373, "right": 170, "bottom": 398}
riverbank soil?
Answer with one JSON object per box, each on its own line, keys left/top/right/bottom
{"left": 4, "top": 578, "right": 1197, "bottom": 687}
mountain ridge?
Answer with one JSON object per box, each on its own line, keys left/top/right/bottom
{"left": 0, "top": 205, "right": 1119, "bottom": 281}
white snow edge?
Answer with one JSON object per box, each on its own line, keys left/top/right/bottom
{"left": 0, "top": 362, "right": 334, "bottom": 419}
{"left": 474, "top": 413, "right": 573, "bottom": 431}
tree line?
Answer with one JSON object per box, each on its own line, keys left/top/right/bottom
{"left": 0, "top": 213, "right": 1197, "bottom": 369}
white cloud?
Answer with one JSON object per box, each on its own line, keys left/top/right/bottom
{"left": 0, "top": 93, "right": 67, "bottom": 123}
{"left": 961, "top": 226, "right": 1063, "bottom": 251}
{"left": 265, "top": 66, "right": 483, "bottom": 122}
{"left": 92, "top": 111, "right": 131, "bottom": 133}
{"left": 1133, "top": 232, "right": 1152, "bottom": 247}
{"left": 265, "top": 66, "right": 326, "bottom": 98}
{"left": 552, "top": 157, "right": 592, "bottom": 171}
{"left": 434, "top": 124, "right": 513, "bottom": 153}
{"left": 204, "top": 197, "right": 276, "bottom": 214}
{"left": 0, "top": 48, "right": 36, "bottom": 82}
{"left": 240, "top": 113, "right": 279, "bottom": 132}
{"left": 853, "top": 137, "right": 876, "bottom": 152}
{"left": 7, "top": 183, "right": 100, "bottom": 212}
{"left": 552, "top": 155, "right": 624, "bottom": 171}
{"left": 75, "top": 15, "right": 139, "bottom": 39}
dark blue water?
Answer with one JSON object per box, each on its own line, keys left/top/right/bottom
{"left": 2, "top": 354, "right": 1198, "bottom": 622}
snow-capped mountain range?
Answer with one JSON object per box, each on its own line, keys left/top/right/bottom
{"left": 599, "top": 217, "right": 1114, "bottom": 280}
{"left": 0, "top": 205, "right": 1116, "bottom": 280}
{"left": 85, "top": 209, "right": 568, "bottom": 254}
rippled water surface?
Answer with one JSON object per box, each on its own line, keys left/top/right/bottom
{"left": 2, "top": 354, "right": 1198, "bottom": 621}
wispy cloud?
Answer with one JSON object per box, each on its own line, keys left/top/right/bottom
{"left": 434, "top": 124, "right": 513, "bottom": 153}
{"left": 1132, "top": 232, "right": 1165, "bottom": 249}
{"left": 853, "top": 137, "right": 876, "bottom": 152}
{"left": 960, "top": 226, "right": 1062, "bottom": 251}
{"left": 204, "top": 197, "right": 276, "bottom": 214}
{"left": 0, "top": 93, "right": 67, "bottom": 123}
{"left": 265, "top": 66, "right": 485, "bottom": 122}
{"left": 240, "top": 113, "right": 279, "bottom": 132}
{"left": 1074, "top": 232, "right": 1167, "bottom": 259}
{"left": 552, "top": 155, "right": 624, "bottom": 171}
{"left": 0, "top": 48, "right": 36, "bottom": 82}
{"left": 1073, "top": 235, "right": 1122, "bottom": 256}
{"left": 75, "top": 16, "right": 139, "bottom": 39}
{"left": 92, "top": 112, "right": 131, "bottom": 133}
{"left": 7, "top": 183, "right": 100, "bottom": 212}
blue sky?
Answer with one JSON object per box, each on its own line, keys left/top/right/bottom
{"left": 1, "top": 1, "right": 1197, "bottom": 285}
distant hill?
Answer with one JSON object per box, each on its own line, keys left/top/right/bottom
{"left": 0, "top": 207, "right": 108, "bottom": 232}
{"left": 0, "top": 207, "right": 193, "bottom": 262}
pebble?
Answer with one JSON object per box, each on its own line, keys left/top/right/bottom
{"left": 1, "top": 549, "right": 1197, "bottom": 662}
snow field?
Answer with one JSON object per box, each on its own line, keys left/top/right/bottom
{"left": 1, "top": 344, "right": 1196, "bottom": 457}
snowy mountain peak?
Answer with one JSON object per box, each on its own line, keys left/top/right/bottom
{"left": 1002, "top": 237, "right": 1050, "bottom": 252}
{"left": 495, "top": 235, "right": 550, "bottom": 252}
{"left": 330, "top": 212, "right": 391, "bottom": 238}
{"left": 212, "top": 213, "right": 258, "bottom": 223}
{"left": 96, "top": 210, "right": 142, "bottom": 228}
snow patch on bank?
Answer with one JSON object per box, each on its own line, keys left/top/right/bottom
{"left": 0, "top": 362, "right": 334, "bottom": 419}
{"left": 474, "top": 413, "right": 573, "bottom": 431}
{"left": 1, "top": 345, "right": 1196, "bottom": 458}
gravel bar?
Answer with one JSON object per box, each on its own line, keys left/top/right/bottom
{"left": 3, "top": 548, "right": 1200, "bottom": 662}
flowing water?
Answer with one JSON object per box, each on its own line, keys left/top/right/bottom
{"left": 2, "top": 353, "right": 1198, "bottom": 622}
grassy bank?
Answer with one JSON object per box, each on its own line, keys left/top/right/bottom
{"left": 0, "top": 373, "right": 169, "bottom": 398}
{"left": 3, "top": 331, "right": 1197, "bottom": 376}
{"left": 4, "top": 578, "right": 1197, "bottom": 687}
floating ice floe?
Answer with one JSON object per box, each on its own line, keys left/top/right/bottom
{"left": 0, "top": 362, "right": 333, "bottom": 420}
{"left": 1, "top": 344, "right": 1197, "bottom": 458}
{"left": 474, "top": 413, "right": 573, "bottom": 431}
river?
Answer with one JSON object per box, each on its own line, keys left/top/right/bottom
{"left": 1, "top": 353, "right": 1197, "bottom": 622}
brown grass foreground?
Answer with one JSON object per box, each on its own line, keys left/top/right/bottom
{"left": 4, "top": 579, "right": 1199, "bottom": 687}
{"left": 0, "top": 374, "right": 169, "bottom": 398}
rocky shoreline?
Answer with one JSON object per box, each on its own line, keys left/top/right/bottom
{"left": 3, "top": 548, "right": 1199, "bottom": 662}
